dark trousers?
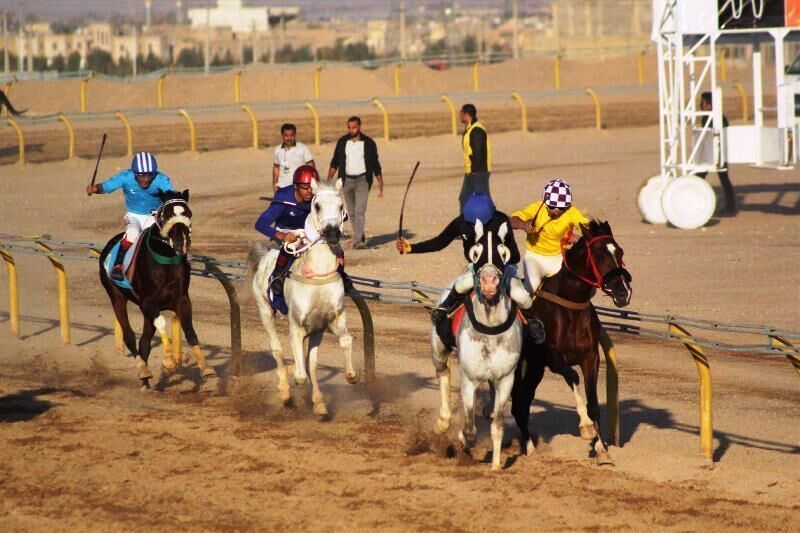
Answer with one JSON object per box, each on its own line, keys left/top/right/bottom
{"left": 459, "top": 171, "right": 491, "bottom": 211}
{"left": 697, "top": 170, "right": 736, "bottom": 214}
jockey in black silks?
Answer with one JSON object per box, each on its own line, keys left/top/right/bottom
{"left": 254, "top": 164, "right": 354, "bottom": 298}
{"left": 396, "top": 191, "right": 544, "bottom": 346}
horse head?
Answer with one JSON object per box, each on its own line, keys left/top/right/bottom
{"left": 156, "top": 189, "right": 192, "bottom": 256}
{"left": 567, "top": 220, "right": 632, "bottom": 308}
{"left": 469, "top": 219, "right": 513, "bottom": 304}
{"left": 310, "top": 179, "right": 346, "bottom": 246}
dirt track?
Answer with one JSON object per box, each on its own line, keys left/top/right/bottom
{"left": 0, "top": 126, "right": 798, "bottom": 530}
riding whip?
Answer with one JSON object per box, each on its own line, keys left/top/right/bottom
{"left": 398, "top": 161, "right": 420, "bottom": 239}
{"left": 89, "top": 133, "right": 108, "bottom": 188}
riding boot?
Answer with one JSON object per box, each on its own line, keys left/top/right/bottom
{"left": 431, "top": 289, "right": 465, "bottom": 327}
{"left": 520, "top": 306, "right": 546, "bottom": 344}
{"left": 110, "top": 239, "right": 132, "bottom": 281}
{"left": 270, "top": 248, "right": 292, "bottom": 296}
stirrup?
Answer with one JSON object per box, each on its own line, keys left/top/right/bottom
{"left": 110, "top": 264, "right": 125, "bottom": 281}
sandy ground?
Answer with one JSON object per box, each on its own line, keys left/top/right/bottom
{"left": 0, "top": 126, "right": 798, "bottom": 530}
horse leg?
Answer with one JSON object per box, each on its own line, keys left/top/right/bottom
{"left": 581, "top": 351, "right": 613, "bottom": 466}
{"left": 560, "top": 366, "right": 596, "bottom": 441}
{"left": 177, "top": 296, "right": 217, "bottom": 379}
{"left": 330, "top": 311, "right": 358, "bottom": 384}
{"left": 153, "top": 314, "right": 176, "bottom": 372}
{"left": 111, "top": 294, "right": 138, "bottom": 358}
{"left": 482, "top": 382, "right": 496, "bottom": 420}
{"left": 137, "top": 305, "right": 158, "bottom": 390}
{"left": 490, "top": 374, "right": 515, "bottom": 472}
{"left": 458, "top": 377, "right": 478, "bottom": 448}
{"left": 434, "top": 363, "right": 452, "bottom": 434}
{"left": 307, "top": 332, "right": 327, "bottom": 416}
{"left": 511, "top": 349, "right": 544, "bottom": 456}
{"left": 288, "top": 323, "right": 308, "bottom": 386}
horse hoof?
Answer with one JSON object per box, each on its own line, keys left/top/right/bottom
{"left": 525, "top": 438, "right": 536, "bottom": 457}
{"left": 138, "top": 368, "right": 154, "bottom": 380}
{"left": 595, "top": 451, "right": 615, "bottom": 467}
{"left": 579, "top": 424, "right": 597, "bottom": 441}
{"left": 139, "top": 379, "right": 151, "bottom": 392}
{"left": 458, "top": 431, "right": 475, "bottom": 448}
{"left": 201, "top": 366, "right": 217, "bottom": 378}
{"left": 313, "top": 402, "right": 328, "bottom": 416}
{"left": 434, "top": 417, "right": 450, "bottom": 434}
{"left": 293, "top": 377, "right": 307, "bottom": 387}
{"left": 491, "top": 463, "right": 502, "bottom": 472}
{"left": 345, "top": 370, "right": 360, "bottom": 385}
{"left": 278, "top": 388, "right": 291, "bottom": 403}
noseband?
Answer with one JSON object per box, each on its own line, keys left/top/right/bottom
{"left": 561, "top": 234, "right": 631, "bottom": 293}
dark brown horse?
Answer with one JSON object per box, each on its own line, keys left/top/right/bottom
{"left": 511, "top": 220, "right": 631, "bottom": 465}
{"left": 98, "top": 190, "right": 217, "bottom": 390}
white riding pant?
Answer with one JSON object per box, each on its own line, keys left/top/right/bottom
{"left": 522, "top": 250, "right": 563, "bottom": 293}
{"left": 451, "top": 264, "right": 532, "bottom": 310}
{"left": 122, "top": 211, "right": 156, "bottom": 244}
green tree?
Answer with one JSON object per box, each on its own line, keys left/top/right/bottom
{"left": 142, "top": 52, "right": 163, "bottom": 72}
{"left": 32, "top": 56, "right": 48, "bottom": 71}
{"left": 175, "top": 47, "right": 204, "bottom": 68}
{"left": 66, "top": 51, "right": 81, "bottom": 71}
{"left": 0, "top": 50, "right": 19, "bottom": 71}
{"left": 51, "top": 54, "right": 66, "bottom": 72}
{"left": 86, "top": 49, "right": 115, "bottom": 74}
{"left": 462, "top": 35, "right": 478, "bottom": 55}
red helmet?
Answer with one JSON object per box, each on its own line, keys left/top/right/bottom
{"left": 293, "top": 165, "right": 319, "bottom": 185}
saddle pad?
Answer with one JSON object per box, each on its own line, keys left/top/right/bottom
{"left": 103, "top": 237, "right": 145, "bottom": 291}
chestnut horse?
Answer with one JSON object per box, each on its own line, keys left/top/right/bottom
{"left": 98, "top": 190, "right": 217, "bottom": 390}
{"left": 511, "top": 220, "right": 632, "bottom": 465}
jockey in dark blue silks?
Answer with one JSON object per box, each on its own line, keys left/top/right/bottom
{"left": 86, "top": 151, "right": 176, "bottom": 281}
{"left": 255, "top": 165, "right": 354, "bottom": 299}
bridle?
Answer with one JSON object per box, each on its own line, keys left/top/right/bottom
{"left": 155, "top": 198, "right": 192, "bottom": 241}
{"left": 561, "top": 233, "right": 631, "bottom": 294}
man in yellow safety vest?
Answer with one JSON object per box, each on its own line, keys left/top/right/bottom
{"left": 459, "top": 103, "right": 492, "bottom": 210}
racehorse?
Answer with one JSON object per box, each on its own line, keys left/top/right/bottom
{"left": 248, "top": 179, "right": 357, "bottom": 416}
{"left": 98, "top": 190, "right": 217, "bottom": 390}
{"left": 0, "top": 89, "right": 25, "bottom": 116}
{"left": 433, "top": 220, "right": 525, "bottom": 471}
{"left": 511, "top": 219, "right": 631, "bottom": 465}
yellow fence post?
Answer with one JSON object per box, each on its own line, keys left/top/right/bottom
{"left": 35, "top": 241, "right": 71, "bottom": 345}
{"left": 586, "top": 88, "right": 603, "bottom": 130}
{"left": 732, "top": 81, "right": 749, "bottom": 122}
{"left": 598, "top": 328, "right": 619, "bottom": 447}
{"left": 472, "top": 61, "right": 479, "bottom": 92}
{"left": 510, "top": 91, "right": 528, "bottom": 133}
{"left": 177, "top": 108, "right": 197, "bottom": 153}
{"left": 241, "top": 104, "right": 258, "bottom": 149}
{"left": 394, "top": 63, "right": 402, "bottom": 96}
{"left": 234, "top": 70, "right": 242, "bottom": 104}
{"left": 80, "top": 77, "right": 90, "bottom": 113}
{"left": 57, "top": 114, "right": 75, "bottom": 160}
{"left": 0, "top": 248, "right": 20, "bottom": 338}
{"left": 372, "top": 98, "right": 390, "bottom": 142}
{"left": 157, "top": 73, "right": 166, "bottom": 108}
{"left": 314, "top": 66, "right": 322, "bottom": 100}
{"left": 172, "top": 313, "right": 182, "bottom": 366}
{"left": 7, "top": 118, "right": 25, "bottom": 166}
{"left": 441, "top": 94, "right": 457, "bottom": 136}
{"left": 554, "top": 54, "right": 561, "bottom": 89}
{"left": 638, "top": 49, "right": 645, "bottom": 86}
{"left": 115, "top": 111, "right": 133, "bottom": 157}
{"left": 719, "top": 48, "right": 727, "bottom": 82}
{"left": 304, "top": 101, "right": 320, "bottom": 147}
{"left": 768, "top": 336, "right": 800, "bottom": 378}
{"left": 670, "top": 323, "right": 713, "bottom": 460}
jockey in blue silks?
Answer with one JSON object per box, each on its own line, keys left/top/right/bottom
{"left": 86, "top": 151, "right": 176, "bottom": 281}
{"left": 255, "top": 165, "right": 354, "bottom": 297}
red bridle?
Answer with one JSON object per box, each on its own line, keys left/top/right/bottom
{"left": 560, "top": 234, "right": 624, "bottom": 289}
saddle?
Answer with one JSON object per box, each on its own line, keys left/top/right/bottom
{"left": 103, "top": 235, "right": 146, "bottom": 291}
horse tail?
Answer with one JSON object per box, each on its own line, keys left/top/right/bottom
{"left": 1, "top": 90, "right": 26, "bottom": 116}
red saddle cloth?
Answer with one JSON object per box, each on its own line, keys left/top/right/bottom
{"left": 449, "top": 299, "right": 525, "bottom": 337}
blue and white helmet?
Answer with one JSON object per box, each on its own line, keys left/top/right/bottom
{"left": 131, "top": 151, "right": 158, "bottom": 174}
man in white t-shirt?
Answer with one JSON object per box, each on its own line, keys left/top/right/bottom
{"left": 272, "top": 123, "right": 315, "bottom": 192}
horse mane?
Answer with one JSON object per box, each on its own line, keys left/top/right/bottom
{"left": 577, "top": 219, "right": 611, "bottom": 240}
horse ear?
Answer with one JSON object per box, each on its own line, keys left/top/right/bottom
{"left": 473, "top": 219, "right": 484, "bottom": 242}
{"left": 334, "top": 179, "right": 343, "bottom": 193}
{"left": 182, "top": 189, "right": 190, "bottom": 202}
{"left": 311, "top": 179, "right": 319, "bottom": 195}
{"left": 498, "top": 221, "right": 508, "bottom": 241}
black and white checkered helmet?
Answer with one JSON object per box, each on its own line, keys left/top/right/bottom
{"left": 542, "top": 179, "right": 572, "bottom": 209}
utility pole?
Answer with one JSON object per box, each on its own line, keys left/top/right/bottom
{"left": 144, "top": 0, "right": 152, "bottom": 29}
{"left": 399, "top": 1, "right": 407, "bottom": 61}
{"left": 251, "top": 19, "right": 258, "bottom": 64}
{"left": 3, "top": 11, "right": 9, "bottom": 74}
{"left": 204, "top": 1, "right": 211, "bottom": 74}
{"left": 512, "top": 0, "right": 519, "bottom": 60}
{"left": 132, "top": 24, "right": 138, "bottom": 77}
{"left": 17, "top": 9, "right": 24, "bottom": 73}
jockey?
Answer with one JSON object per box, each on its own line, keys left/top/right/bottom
{"left": 255, "top": 165, "right": 353, "bottom": 296}
{"left": 86, "top": 151, "right": 176, "bottom": 281}
{"left": 396, "top": 191, "right": 543, "bottom": 343}
{"left": 510, "top": 178, "right": 590, "bottom": 293}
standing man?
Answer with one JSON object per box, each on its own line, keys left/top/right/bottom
{"left": 459, "top": 103, "right": 491, "bottom": 210}
{"left": 273, "top": 123, "right": 315, "bottom": 193}
{"left": 327, "top": 116, "right": 384, "bottom": 250}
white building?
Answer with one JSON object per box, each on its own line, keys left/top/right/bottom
{"left": 187, "top": 0, "right": 299, "bottom": 34}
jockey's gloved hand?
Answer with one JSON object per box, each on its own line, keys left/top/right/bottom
{"left": 396, "top": 237, "right": 411, "bottom": 254}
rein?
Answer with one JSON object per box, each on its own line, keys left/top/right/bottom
{"left": 561, "top": 234, "right": 628, "bottom": 289}
{"left": 535, "top": 289, "right": 592, "bottom": 310}
{"left": 464, "top": 293, "right": 519, "bottom": 336}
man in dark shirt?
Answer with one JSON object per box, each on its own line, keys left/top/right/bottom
{"left": 396, "top": 191, "right": 544, "bottom": 345}
{"left": 696, "top": 91, "right": 737, "bottom": 216}
{"left": 459, "top": 103, "right": 492, "bottom": 210}
{"left": 327, "top": 116, "right": 384, "bottom": 249}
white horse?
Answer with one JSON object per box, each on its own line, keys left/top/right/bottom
{"left": 433, "top": 221, "right": 525, "bottom": 471}
{"left": 248, "top": 180, "right": 358, "bottom": 415}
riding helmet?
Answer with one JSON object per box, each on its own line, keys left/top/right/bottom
{"left": 463, "top": 191, "right": 495, "bottom": 224}
{"left": 293, "top": 164, "right": 319, "bottom": 185}
{"left": 543, "top": 179, "right": 572, "bottom": 209}
{"left": 131, "top": 151, "right": 158, "bottom": 174}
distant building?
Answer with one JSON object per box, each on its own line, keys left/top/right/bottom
{"left": 187, "top": 0, "right": 298, "bottom": 33}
